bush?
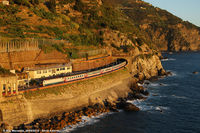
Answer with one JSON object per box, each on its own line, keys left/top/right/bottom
{"left": 30, "top": 0, "right": 40, "bottom": 5}
{"left": 73, "top": 0, "right": 85, "bottom": 12}
{"left": 13, "top": 0, "right": 32, "bottom": 7}
{"left": 0, "top": 67, "right": 12, "bottom": 75}
{"left": 31, "top": 8, "right": 56, "bottom": 20}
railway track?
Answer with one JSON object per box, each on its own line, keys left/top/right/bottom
{"left": 19, "top": 59, "right": 128, "bottom": 94}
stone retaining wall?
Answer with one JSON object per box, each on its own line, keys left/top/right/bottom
{"left": 72, "top": 56, "right": 114, "bottom": 71}
{"left": 0, "top": 50, "right": 68, "bottom": 70}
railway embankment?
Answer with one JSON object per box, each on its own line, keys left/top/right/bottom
{"left": 0, "top": 54, "right": 166, "bottom": 129}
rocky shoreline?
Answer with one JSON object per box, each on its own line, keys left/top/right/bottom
{"left": 0, "top": 83, "right": 147, "bottom": 132}
{"left": 0, "top": 71, "right": 172, "bottom": 133}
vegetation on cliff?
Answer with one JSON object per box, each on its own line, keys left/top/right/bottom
{"left": 106, "top": 0, "right": 200, "bottom": 51}
{"left": 0, "top": 0, "right": 199, "bottom": 52}
{"left": 0, "top": 67, "right": 13, "bottom": 76}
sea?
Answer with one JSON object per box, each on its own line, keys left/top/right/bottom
{"left": 62, "top": 52, "right": 200, "bottom": 133}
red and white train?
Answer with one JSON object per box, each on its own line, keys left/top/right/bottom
{"left": 42, "top": 59, "right": 127, "bottom": 86}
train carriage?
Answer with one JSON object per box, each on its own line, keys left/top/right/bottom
{"left": 64, "top": 74, "right": 85, "bottom": 82}
{"left": 43, "top": 77, "right": 64, "bottom": 86}
{"left": 87, "top": 70, "right": 101, "bottom": 77}
{"left": 42, "top": 59, "right": 127, "bottom": 87}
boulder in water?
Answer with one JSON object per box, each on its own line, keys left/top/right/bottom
{"left": 116, "top": 100, "right": 139, "bottom": 112}
{"left": 166, "top": 71, "right": 172, "bottom": 76}
{"left": 140, "top": 89, "right": 149, "bottom": 96}
{"left": 192, "top": 71, "right": 198, "bottom": 74}
{"left": 124, "top": 103, "right": 140, "bottom": 112}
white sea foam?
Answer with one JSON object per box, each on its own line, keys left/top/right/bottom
{"left": 137, "top": 83, "right": 143, "bottom": 86}
{"left": 149, "top": 83, "right": 160, "bottom": 87}
{"left": 60, "top": 112, "right": 113, "bottom": 132}
{"left": 143, "top": 80, "right": 169, "bottom": 88}
{"left": 127, "top": 99, "right": 170, "bottom": 113}
{"left": 129, "top": 100, "right": 153, "bottom": 111}
{"left": 171, "top": 95, "right": 188, "bottom": 99}
{"left": 166, "top": 70, "right": 177, "bottom": 77}
{"left": 161, "top": 58, "right": 176, "bottom": 61}
{"left": 151, "top": 93, "right": 167, "bottom": 98}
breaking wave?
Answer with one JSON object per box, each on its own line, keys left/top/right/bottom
{"left": 171, "top": 95, "right": 188, "bottom": 99}
{"left": 61, "top": 112, "right": 114, "bottom": 132}
{"left": 161, "top": 58, "right": 176, "bottom": 61}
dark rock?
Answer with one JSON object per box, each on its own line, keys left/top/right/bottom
{"left": 192, "top": 71, "right": 198, "bottom": 74}
{"left": 116, "top": 100, "right": 139, "bottom": 112}
{"left": 158, "top": 68, "right": 166, "bottom": 76}
{"left": 144, "top": 82, "right": 150, "bottom": 85}
{"left": 133, "top": 93, "right": 145, "bottom": 99}
{"left": 166, "top": 71, "right": 172, "bottom": 76}
{"left": 123, "top": 102, "right": 140, "bottom": 112}
{"left": 149, "top": 76, "right": 159, "bottom": 81}
{"left": 127, "top": 92, "right": 136, "bottom": 100}
{"left": 140, "top": 89, "right": 149, "bottom": 96}
{"left": 137, "top": 80, "right": 144, "bottom": 85}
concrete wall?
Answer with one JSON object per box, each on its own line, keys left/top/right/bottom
{"left": 0, "top": 69, "right": 131, "bottom": 127}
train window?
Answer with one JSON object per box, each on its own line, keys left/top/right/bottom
{"left": 67, "top": 67, "right": 70, "bottom": 70}
{"left": 57, "top": 68, "right": 60, "bottom": 71}
{"left": 37, "top": 70, "right": 41, "bottom": 74}
{"left": 3, "top": 84, "right": 6, "bottom": 92}
{"left": 48, "top": 69, "right": 52, "bottom": 73}
{"left": 60, "top": 68, "right": 64, "bottom": 71}
{"left": 43, "top": 70, "right": 47, "bottom": 73}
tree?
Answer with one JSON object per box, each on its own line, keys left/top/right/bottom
{"left": 30, "top": 0, "right": 39, "bottom": 5}
{"left": 73, "top": 0, "right": 84, "bottom": 12}
{"left": 13, "top": 0, "right": 31, "bottom": 7}
{"left": 48, "top": 0, "right": 56, "bottom": 13}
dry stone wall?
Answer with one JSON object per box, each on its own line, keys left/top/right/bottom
{"left": 0, "top": 50, "right": 68, "bottom": 70}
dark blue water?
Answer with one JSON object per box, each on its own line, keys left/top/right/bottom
{"left": 69, "top": 52, "right": 200, "bottom": 133}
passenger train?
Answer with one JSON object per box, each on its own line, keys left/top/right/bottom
{"left": 42, "top": 59, "right": 127, "bottom": 86}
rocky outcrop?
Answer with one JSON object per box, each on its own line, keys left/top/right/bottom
{"left": 109, "top": 0, "right": 200, "bottom": 52}
{"left": 144, "top": 24, "right": 200, "bottom": 51}
{"left": 131, "top": 54, "right": 166, "bottom": 80}
{"left": 116, "top": 100, "right": 139, "bottom": 112}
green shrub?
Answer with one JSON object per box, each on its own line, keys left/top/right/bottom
{"left": 13, "top": 0, "right": 32, "bottom": 7}
{"left": 73, "top": 0, "right": 85, "bottom": 12}
{"left": 31, "top": 8, "right": 56, "bottom": 20}
{"left": 0, "top": 67, "right": 12, "bottom": 75}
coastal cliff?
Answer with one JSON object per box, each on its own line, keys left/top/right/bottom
{"left": 103, "top": 0, "right": 200, "bottom": 51}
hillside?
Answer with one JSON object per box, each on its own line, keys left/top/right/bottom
{"left": 104, "top": 0, "right": 200, "bottom": 51}
{"left": 0, "top": 0, "right": 158, "bottom": 55}
{"left": 0, "top": 0, "right": 200, "bottom": 52}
